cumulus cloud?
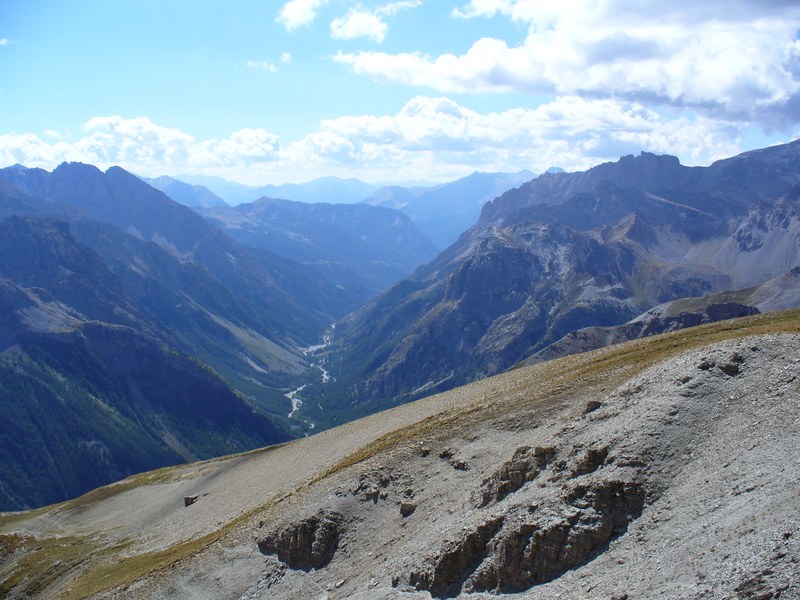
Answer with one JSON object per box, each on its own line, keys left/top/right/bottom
{"left": 0, "top": 39, "right": 9, "bottom": 46}
{"left": 277, "top": 0, "right": 327, "bottom": 32}
{"left": 331, "top": 9, "right": 387, "bottom": 43}
{"left": 0, "top": 116, "right": 280, "bottom": 181}
{"left": 280, "top": 52, "right": 292, "bottom": 63}
{"left": 337, "top": 1, "right": 800, "bottom": 129}
{"left": 330, "top": 0, "right": 422, "bottom": 43}
{"left": 0, "top": 99, "right": 751, "bottom": 184}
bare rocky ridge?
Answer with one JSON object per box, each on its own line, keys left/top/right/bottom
{"left": 0, "top": 312, "right": 798, "bottom": 599}
{"left": 323, "top": 143, "right": 800, "bottom": 410}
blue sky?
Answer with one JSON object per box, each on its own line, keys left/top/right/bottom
{"left": 1, "top": 0, "right": 799, "bottom": 184}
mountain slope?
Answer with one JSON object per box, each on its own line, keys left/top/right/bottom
{"left": 0, "top": 275, "right": 290, "bottom": 511}
{"left": 200, "top": 197, "right": 438, "bottom": 302}
{"left": 522, "top": 267, "right": 800, "bottom": 366}
{"left": 317, "top": 142, "right": 800, "bottom": 413}
{"left": 0, "top": 208, "right": 311, "bottom": 420}
{"left": 0, "top": 310, "right": 796, "bottom": 599}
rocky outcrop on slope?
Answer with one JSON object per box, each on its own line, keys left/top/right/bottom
{"left": 474, "top": 444, "right": 554, "bottom": 508}
{"left": 257, "top": 511, "right": 344, "bottom": 571}
{"left": 237, "top": 331, "right": 800, "bottom": 599}
{"left": 411, "top": 476, "right": 644, "bottom": 597}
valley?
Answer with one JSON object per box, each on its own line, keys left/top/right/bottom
{"left": 0, "top": 141, "right": 799, "bottom": 598}
{"left": 3, "top": 3, "right": 799, "bottom": 598}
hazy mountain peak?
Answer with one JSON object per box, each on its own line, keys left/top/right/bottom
{"left": 142, "top": 174, "right": 229, "bottom": 208}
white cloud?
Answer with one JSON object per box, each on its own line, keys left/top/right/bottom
{"left": 330, "top": 0, "right": 422, "bottom": 43}
{"left": 337, "top": 1, "right": 800, "bottom": 129}
{"left": 379, "top": 0, "right": 422, "bottom": 16}
{"left": 0, "top": 39, "right": 9, "bottom": 46}
{"left": 331, "top": 9, "right": 387, "bottom": 43}
{"left": 277, "top": 0, "right": 327, "bottom": 32}
{"left": 280, "top": 52, "right": 292, "bottom": 63}
{"left": 245, "top": 60, "right": 279, "bottom": 72}
{"left": 0, "top": 99, "right": 755, "bottom": 184}
{"left": 0, "top": 116, "right": 280, "bottom": 181}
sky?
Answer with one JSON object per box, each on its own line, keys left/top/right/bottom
{"left": 1, "top": 0, "right": 799, "bottom": 185}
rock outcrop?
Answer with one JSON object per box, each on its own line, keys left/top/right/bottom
{"left": 257, "top": 511, "right": 344, "bottom": 571}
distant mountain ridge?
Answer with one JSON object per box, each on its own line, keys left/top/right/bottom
{"left": 200, "top": 197, "right": 438, "bottom": 303}
{"left": 363, "top": 170, "right": 535, "bottom": 248}
{"left": 142, "top": 175, "right": 228, "bottom": 208}
{"left": 172, "top": 170, "right": 535, "bottom": 250}
{"left": 178, "top": 174, "right": 381, "bottom": 206}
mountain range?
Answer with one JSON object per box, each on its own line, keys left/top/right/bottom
{"left": 0, "top": 164, "right": 381, "bottom": 508}
{"left": 162, "top": 170, "right": 533, "bottom": 250}
{"left": 361, "top": 170, "right": 535, "bottom": 248}
{"left": 300, "top": 141, "right": 800, "bottom": 422}
{"left": 2, "top": 140, "right": 800, "bottom": 511}
{"left": 199, "top": 197, "right": 438, "bottom": 303}
{"left": 177, "top": 174, "right": 383, "bottom": 206}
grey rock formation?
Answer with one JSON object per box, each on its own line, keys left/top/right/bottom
{"left": 257, "top": 511, "right": 344, "bottom": 571}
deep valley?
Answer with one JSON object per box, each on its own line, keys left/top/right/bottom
{"left": 0, "top": 141, "right": 799, "bottom": 598}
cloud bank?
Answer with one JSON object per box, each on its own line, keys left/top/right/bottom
{"left": 335, "top": 1, "right": 800, "bottom": 129}
{"left": 0, "top": 96, "right": 751, "bottom": 184}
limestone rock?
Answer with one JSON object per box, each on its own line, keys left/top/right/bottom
{"left": 476, "top": 445, "right": 555, "bottom": 508}
{"left": 257, "top": 511, "right": 344, "bottom": 571}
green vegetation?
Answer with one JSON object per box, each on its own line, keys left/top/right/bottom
{"left": 0, "top": 320, "right": 290, "bottom": 512}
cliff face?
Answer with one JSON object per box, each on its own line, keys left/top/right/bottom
{"left": 1, "top": 310, "right": 797, "bottom": 599}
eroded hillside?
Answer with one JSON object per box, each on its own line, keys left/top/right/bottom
{"left": 0, "top": 309, "right": 798, "bottom": 599}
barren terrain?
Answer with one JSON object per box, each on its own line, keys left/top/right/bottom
{"left": 1, "top": 310, "right": 799, "bottom": 599}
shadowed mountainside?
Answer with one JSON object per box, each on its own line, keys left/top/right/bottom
{"left": 0, "top": 273, "right": 289, "bottom": 511}
{"left": 313, "top": 141, "right": 800, "bottom": 417}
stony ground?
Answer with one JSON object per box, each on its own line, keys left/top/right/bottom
{"left": 1, "top": 313, "right": 799, "bottom": 599}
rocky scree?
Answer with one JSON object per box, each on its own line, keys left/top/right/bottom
{"left": 246, "top": 334, "right": 798, "bottom": 599}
